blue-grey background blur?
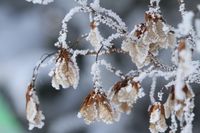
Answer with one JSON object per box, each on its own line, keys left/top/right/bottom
{"left": 0, "top": 0, "right": 200, "bottom": 133}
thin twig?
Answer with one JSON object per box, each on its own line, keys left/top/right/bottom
{"left": 148, "top": 52, "right": 177, "bottom": 72}
{"left": 31, "top": 52, "right": 56, "bottom": 88}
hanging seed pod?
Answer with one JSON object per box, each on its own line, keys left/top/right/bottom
{"left": 26, "top": 83, "right": 45, "bottom": 130}
{"left": 86, "top": 21, "right": 103, "bottom": 51}
{"left": 149, "top": 102, "right": 168, "bottom": 133}
{"left": 164, "top": 84, "right": 194, "bottom": 121}
{"left": 122, "top": 23, "right": 150, "bottom": 68}
{"left": 122, "top": 11, "right": 175, "bottom": 68}
{"left": 78, "top": 89, "right": 119, "bottom": 124}
{"left": 143, "top": 12, "right": 176, "bottom": 49}
{"left": 51, "top": 48, "right": 79, "bottom": 90}
{"left": 109, "top": 78, "right": 144, "bottom": 114}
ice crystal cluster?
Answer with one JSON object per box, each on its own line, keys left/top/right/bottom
{"left": 25, "top": 0, "right": 200, "bottom": 132}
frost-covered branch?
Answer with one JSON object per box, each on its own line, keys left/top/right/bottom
{"left": 26, "top": 0, "right": 54, "bottom": 5}
{"left": 24, "top": 0, "right": 200, "bottom": 132}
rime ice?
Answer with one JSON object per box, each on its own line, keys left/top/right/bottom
{"left": 26, "top": 0, "right": 54, "bottom": 5}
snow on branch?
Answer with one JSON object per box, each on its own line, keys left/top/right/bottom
{"left": 26, "top": 0, "right": 54, "bottom": 5}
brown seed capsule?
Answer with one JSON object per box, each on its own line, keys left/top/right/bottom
{"left": 86, "top": 21, "right": 103, "bottom": 51}
{"left": 149, "top": 102, "right": 168, "bottom": 133}
{"left": 144, "top": 12, "right": 175, "bottom": 49}
{"left": 178, "top": 39, "right": 186, "bottom": 52}
{"left": 164, "top": 84, "right": 194, "bottom": 121}
{"left": 78, "top": 89, "right": 118, "bottom": 124}
{"left": 122, "top": 12, "right": 175, "bottom": 68}
{"left": 109, "top": 79, "right": 144, "bottom": 114}
{"left": 51, "top": 48, "right": 79, "bottom": 90}
{"left": 26, "top": 83, "right": 45, "bottom": 130}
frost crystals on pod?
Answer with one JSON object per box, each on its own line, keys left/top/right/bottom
{"left": 108, "top": 78, "right": 145, "bottom": 114}
{"left": 122, "top": 23, "right": 149, "bottom": 68}
{"left": 175, "top": 39, "right": 193, "bottom": 100}
{"left": 122, "top": 8, "right": 175, "bottom": 68}
{"left": 51, "top": 48, "right": 79, "bottom": 90}
{"left": 164, "top": 84, "right": 194, "bottom": 121}
{"left": 86, "top": 21, "right": 103, "bottom": 51}
{"left": 143, "top": 11, "right": 175, "bottom": 49}
{"left": 149, "top": 102, "right": 168, "bottom": 133}
{"left": 78, "top": 89, "right": 119, "bottom": 124}
{"left": 26, "top": 83, "right": 45, "bottom": 130}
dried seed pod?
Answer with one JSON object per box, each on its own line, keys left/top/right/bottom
{"left": 109, "top": 79, "right": 144, "bottom": 114}
{"left": 122, "top": 12, "right": 175, "bottom": 68}
{"left": 26, "top": 84, "right": 45, "bottom": 130}
{"left": 174, "top": 39, "right": 194, "bottom": 101}
{"left": 78, "top": 89, "right": 119, "bottom": 124}
{"left": 164, "top": 84, "right": 194, "bottom": 121}
{"left": 51, "top": 48, "right": 79, "bottom": 90}
{"left": 149, "top": 102, "right": 168, "bottom": 133}
{"left": 144, "top": 12, "right": 176, "bottom": 49}
{"left": 86, "top": 21, "right": 103, "bottom": 51}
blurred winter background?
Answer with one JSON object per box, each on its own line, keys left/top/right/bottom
{"left": 0, "top": 0, "right": 200, "bottom": 133}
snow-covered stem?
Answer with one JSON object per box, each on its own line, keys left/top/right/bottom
{"left": 71, "top": 47, "right": 127, "bottom": 57}
{"left": 56, "top": 6, "right": 83, "bottom": 49}
{"left": 178, "top": 0, "right": 186, "bottom": 15}
{"left": 149, "top": 52, "right": 177, "bottom": 72}
{"left": 170, "top": 112, "right": 178, "bottom": 132}
{"left": 91, "top": 61, "right": 102, "bottom": 89}
{"left": 98, "top": 60, "right": 125, "bottom": 79}
{"left": 26, "top": 0, "right": 54, "bottom": 5}
{"left": 150, "top": 77, "right": 157, "bottom": 104}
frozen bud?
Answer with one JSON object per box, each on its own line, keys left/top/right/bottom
{"left": 86, "top": 21, "right": 103, "bottom": 51}
{"left": 26, "top": 84, "right": 45, "bottom": 130}
{"left": 164, "top": 84, "right": 194, "bottom": 121}
{"left": 78, "top": 89, "right": 118, "bottom": 124}
{"left": 149, "top": 102, "right": 168, "bottom": 133}
{"left": 51, "top": 48, "right": 79, "bottom": 90}
{"left": 109, "top": 79, "right": 144, "bottom": 114}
